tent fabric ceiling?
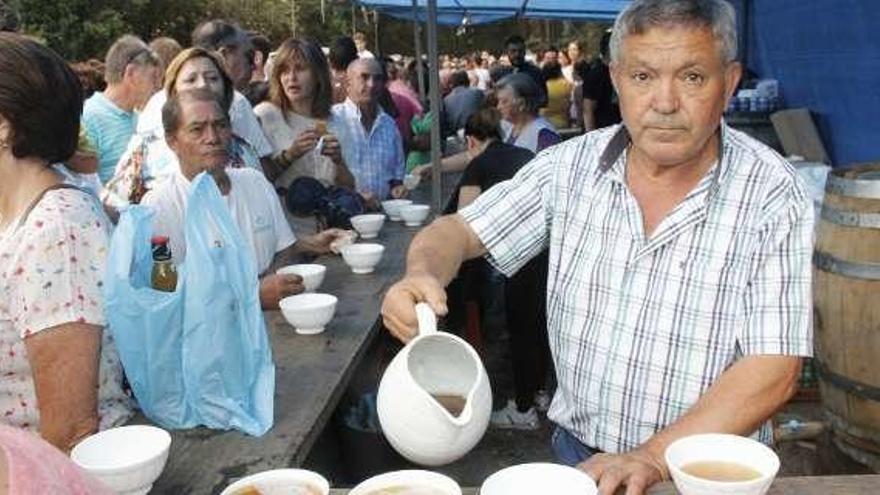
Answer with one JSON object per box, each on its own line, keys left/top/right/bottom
{"left": 354, "top": 0, "right": 630, "bottom": 24}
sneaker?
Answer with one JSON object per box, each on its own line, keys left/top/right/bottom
{"left": 534, "top": 389, "right": 551, "bottom": 413}
{"left": 490, "top": 400, "right": 539, "bottom": 430}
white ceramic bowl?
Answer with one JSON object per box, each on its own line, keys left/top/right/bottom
{"left": 350, "top": 213, "right": 386, "bottom": 239}
{"left": 340, "top": 243, "right": 385, "bottom": 274}
{"left": 399, "top": 204, "right": 431, "bottom": 227}
{"left": 276, "top": 264, "right": 326, "bottom": 292}
{"left": 220, "top": 469, "right": 329, "bottom": 495}
{"left": 665, "top": 433, "right": 780, "bottom": 495}
{"left": 382, "top": 199, "right": 413, "bottom": 221}
{"left": 279, "top": 293, "right": 338, "bottom": 335}
{"left": 70, "top": 425, "right": 171, "bottom": 495}
{"left": 349, "top": 470, "right": 461, "bottom": 495}
{"left": 480, "top": 463, "right": 597, "bottom": 495}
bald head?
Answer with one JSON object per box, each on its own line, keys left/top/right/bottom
{"left": 346, "top": 57, "right": 384, "bottom": 108}
{"left": 347, "top": 57, "right": 380, "bottom": 76}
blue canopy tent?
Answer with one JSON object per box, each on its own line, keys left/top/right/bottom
{"left": 357, "top": 0, "right": 878, "bottom": 177}
{"left": 729, "top": 0, "right": 880, "bottom": 167}
{"left": 355, "top": 0, "right": 628, "bottom": 25}
{"left": 354, "top": 0, "right": 631, "bottom": 210}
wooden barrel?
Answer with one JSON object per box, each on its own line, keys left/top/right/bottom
{"left": 814, "top": 162, "right": 880, "bottom": 471}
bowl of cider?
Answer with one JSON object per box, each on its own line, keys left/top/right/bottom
{"left": 349, "top": 470, "right": 461, "bottom": 495}
{"left": 665, "top": 433, "right": 779, "bottom": 495}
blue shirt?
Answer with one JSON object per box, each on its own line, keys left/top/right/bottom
{"left": 82, "top": 92, "right": 137, "bottom": 184}
{"left": 332, "top": 99, "right": 404, "bottom": 199}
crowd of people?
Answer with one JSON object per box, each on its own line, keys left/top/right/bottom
{"left": 0, "top": 0, "right": 813, "bottom": 494}
{"left": 0, "top": 0, "right": 615, "bottom": 461}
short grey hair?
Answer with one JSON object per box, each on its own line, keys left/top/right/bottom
{"left": 610, "top": 0, "right": 738, "bottom": 64}
{"left": 104, "top": 35, "right": 159, "bottom": 84}
{"left": 496, "top": 72, "right": 541, "bottom": 116}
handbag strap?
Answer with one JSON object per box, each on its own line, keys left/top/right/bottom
{"left": 14, "top": 183, "right": 85, "bottom": 231}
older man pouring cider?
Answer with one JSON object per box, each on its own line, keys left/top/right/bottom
{"left": 381, "top": 1, "right": 813, "bottom": 494}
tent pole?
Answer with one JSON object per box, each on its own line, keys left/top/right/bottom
{"left": 426, "top": 0, "right": 442, "bottom": 213}
{"left": 374, "top": 10, "right": 380, "bottom": 55}
{"left": 412, "top": 0, "right": 427, "bottom": 103}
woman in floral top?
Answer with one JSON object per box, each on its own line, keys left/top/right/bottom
{"left": 0, "top": 34, "right": 133, "bottom": 452}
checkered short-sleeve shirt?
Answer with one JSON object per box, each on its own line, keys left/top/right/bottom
{"left": 460, "top": 123, "right": 814, "bottom": 454}
{"left": 332, "top": 99, "right": 405, "bottom": 199}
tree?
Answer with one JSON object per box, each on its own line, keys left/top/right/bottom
{"left": 13, "top": 0, "right": 609, "bottom": 63}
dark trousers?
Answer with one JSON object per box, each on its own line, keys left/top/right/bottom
{"left": 505, "top": 250, "right": 552, "bottom": 411}
{"left": 552, "top": 426, "right": 602, "bottom": 465}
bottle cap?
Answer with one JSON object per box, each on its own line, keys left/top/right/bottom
{"left": 151, "top": 235, "right": 172, "bottom": 261}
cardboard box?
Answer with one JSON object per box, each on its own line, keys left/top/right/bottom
{"left": 770, "top": 108, "right": 830, "bottom": 164}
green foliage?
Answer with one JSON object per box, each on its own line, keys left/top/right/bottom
{"left": 14, "top": 0, "right": 357, "bottom": 61}
{"left": 12, "top": 0, "right": 608, "bottom": 62}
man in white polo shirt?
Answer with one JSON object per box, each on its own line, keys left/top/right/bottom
{"left": 141, "top": 89, "right": 344, "bottom": 308}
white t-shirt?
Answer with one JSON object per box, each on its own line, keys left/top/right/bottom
{"left": 253, "top": 102, "right": 338, "bottom": 188}
{"left": 562, "top": 64, "right": 576, "bottom": 84}
{"left": 138, "top": 90, "right": 273, "bottom": 158}
{"left": 471, "top": 68, "right": 491, "bottom": 91}
{"left": 140, "top": 168, "right": 296, "bottom": 274}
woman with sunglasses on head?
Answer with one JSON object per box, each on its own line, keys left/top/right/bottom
{"left": 104, "top": 47, "right": 263, "bottom": 207}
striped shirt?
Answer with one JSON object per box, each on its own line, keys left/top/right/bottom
{"left": 82, "top": 92, "right": 137, "bottom": 184}
{"left": 332, "top": 99, "right": 405, "bottom": 199}
{"left": 460, "top": 123, "right": 813, "bottom": 453}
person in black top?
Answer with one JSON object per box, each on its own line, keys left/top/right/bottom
{"left": 504, "top": 35, "right": 548, "bottom": 109}
{"left": 580, "top": 30, "right": 621, "bottom": 131}
{"left": 456, "top": 110, "right": 534, "bottom": 209}
{"left": 450, "top": 108, "right": 551, "bottom": 430}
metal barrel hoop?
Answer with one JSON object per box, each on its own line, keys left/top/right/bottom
{"left": 813, "top": 251, "right": 880, "bottom": 280}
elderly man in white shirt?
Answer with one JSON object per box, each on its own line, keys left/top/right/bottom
{"left": 332, "top": 58, "right": 406, "bottom": 203}
{"left": 141, "top": 89, "right": 344, "bottom": 309}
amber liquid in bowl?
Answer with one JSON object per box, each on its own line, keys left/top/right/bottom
{"left": 681, "top": 460, "right": 762, "bottom": 482}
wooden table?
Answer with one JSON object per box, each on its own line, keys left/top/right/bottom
{"left": 329, "top": 474, "right": 880, "bottom": 493}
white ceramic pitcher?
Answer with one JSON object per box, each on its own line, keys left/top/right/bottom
{"left": 377, "top": 303, "right": 492, "bottom": 466}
